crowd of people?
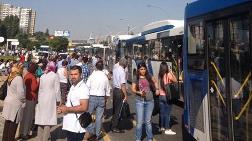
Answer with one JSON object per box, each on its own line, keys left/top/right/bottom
{"left": 0, "top": 51, "right": 178, "bottom": 141}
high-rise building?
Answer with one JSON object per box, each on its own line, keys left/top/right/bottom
{"left": 0, "top": 3, "right": 36, "bottom": 35}
{"left": 29, "top": 10, "right": 36, "bottom": 35}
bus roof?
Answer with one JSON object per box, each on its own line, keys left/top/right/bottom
{"left": 185, "top": 0, "right": 249, "bottom": 19}
{"left": 142, "top": 20, "right": 183, "bottom": 36}
{"left": 157, "top": 26, "right": 184, "bottom": 38}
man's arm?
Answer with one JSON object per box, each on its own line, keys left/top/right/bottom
{"left": 58, "top": 99, "right": 89, "bottom": 114}
{"left": 121, "top": 83, "right": 127, "bottom": 101}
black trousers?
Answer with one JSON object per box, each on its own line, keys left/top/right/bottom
{"left": 66, "top": 131, "right": 85, "bottom": 141}
{"left": 2, "top": 120, "right": 18, "bottom": 141}
{"left": 111, "top": 88, "right": 124, "bottom": 129}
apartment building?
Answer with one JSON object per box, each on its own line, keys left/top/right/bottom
{"left": 0, "top": 3, "right": 36, "bottom": 35}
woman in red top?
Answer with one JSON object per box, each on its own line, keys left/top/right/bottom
{"left": 19, "top": 62, "right": 39, "bottom": 139}
{"left": 158, "top": 62, "right": 177, "bottom": 135}
{"left": 19, "top": 53, "right": 25, "bottom": 64}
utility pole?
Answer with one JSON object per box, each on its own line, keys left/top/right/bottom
{"left": 120, "top": 18, "right": 130, "bottom": 35}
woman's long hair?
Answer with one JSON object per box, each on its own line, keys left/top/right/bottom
{"left": 158, "top": 62, "right": 169, "bottom": 92}
{"left": 136, "top": 62, "right": 155, "bottom": 92}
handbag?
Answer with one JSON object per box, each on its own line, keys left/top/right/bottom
{"left": 119, "top": 100, "right": 131, "bottom": 120}
{"left": 0, "top": 75, "right": 9, "bottom": 100}
{"left": 70, "top": 100, "right": 92, "bottom": 128}
{"left": 0, "top": 79, "right": 8, "bottom": 100}
{"left": 164, "top": 74, "right": 180, "bottom": 102}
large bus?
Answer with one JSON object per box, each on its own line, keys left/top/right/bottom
{"left": 116, "top": 20, "right": 184, "bottom": 87}
{"left": 183, "top": 0, "right": 252, "bottom": 141}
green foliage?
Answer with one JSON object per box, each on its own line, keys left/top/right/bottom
{"left": 49, "top": 36, "right": 69, "bottom": 52}
{"left": 16, "top": 32, "right": 32, "bottom": 49}
{"left": 45, "top": 28, "right": 49, "bottom": 36}
{"left": 2, "top": 15, "right": 20, "bottom": 39}
{"left": 0, "top": 15, "right": 69, "bottom": 51}
{"left": 0, "top": 55, "right": 17, "bottom": 61}
{"left": 0, "top": 21, "right": 7, "bottom": 45}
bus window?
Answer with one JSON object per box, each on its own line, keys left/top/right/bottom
{"left": 187, "top": 22, "right": 205, "bottom": 70}
{"left": 207, "top": 20, "right": 228, "bottom": 141}
{"left": 229, "top": 15, "right": 251, "bottom": 141}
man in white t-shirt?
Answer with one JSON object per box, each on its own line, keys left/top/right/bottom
{"left": 86, "top": 60, "right": 110, "bottom": 140}
{"left": 111, "top": 58, "right": 128, "bottom": 133}
{"left": 57, "top": 65, "right": 89, "bottom": 141}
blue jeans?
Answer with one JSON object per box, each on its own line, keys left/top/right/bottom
{"left": 135, "top": 99, "right": 154, "bottom": 141}
{"left": 159, "top": 95, "right": 172, "bottom": 129}
{"left": 86, "top": 96, "right": 105, "bottom": 136}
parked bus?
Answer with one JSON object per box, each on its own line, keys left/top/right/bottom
{"left": 183, "top": 0, "right": 252, "bottom": 141}
{"left": 116, "top": 20, "right": 184, "bottom": 100}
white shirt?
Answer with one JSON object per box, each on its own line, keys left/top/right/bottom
{"left": 92, "top": 57, "right": 98, "bottom": 67}
{"left": 102, "top": 69, "right": 109, "bottom": 76}
{"left": 86, "top": 70, "right": 110, "bottom": 97}
{"left": 57, "top": 67, "right": 67, "bottom": 83}
{"left": 113, "top": 62, "right": 119, "bottom": 70}
{"left": 76, "top": 62, "right": 83, "bottom": 66}
{"left": 62, "top": 80, "right": 89, "bottom": 133}
{"left": 113, "top": 65, "right": 126, "bottom": 89}
{"left": 0, "top": 63, "right": 5, "bottom": 69}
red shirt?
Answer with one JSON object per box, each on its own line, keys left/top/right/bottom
{"left": 24, "top": 72, "right": 39, "bottom": 101}
{"left": 20, "top": 55, "right": 25, "bottom": 63}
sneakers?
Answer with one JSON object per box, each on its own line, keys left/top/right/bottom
{"left": 164, "top": 129, "right": 176, "bottom": 135}
{"left": 159, "top": 127, "right": 165, "bottom": 132}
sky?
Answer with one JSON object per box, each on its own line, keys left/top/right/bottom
{"left": 2, "top": 0, "right": 194, "bottom": 40}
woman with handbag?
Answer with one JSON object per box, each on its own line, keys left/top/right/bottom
{"left": 158, "top": 62, "right": 177, "bottom": 135}
{"left": 131, "top": 62, "right": 159, "bottom": 141}
{"left": 2, "top": 63, "right": 25, "bottom": 141}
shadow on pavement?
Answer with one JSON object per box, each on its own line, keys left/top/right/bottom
{"left": 50, "top": 125, "right": 67, "bottom": 141}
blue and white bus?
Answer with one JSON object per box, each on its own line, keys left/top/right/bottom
{"left": 183, "top": 0, "right": 252, "bottom": 141}
{"left": 116, "top": 20, "right": 184, "bottom": 87}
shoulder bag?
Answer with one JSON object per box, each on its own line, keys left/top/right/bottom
{"left": 164, "top": 73, "right": 179, "bottom": 102}
{"left": 0, "top": 75, "right": 10, "bottom": 100}
{"left": 70, "top": 100, "right": 92, "bottom": 128}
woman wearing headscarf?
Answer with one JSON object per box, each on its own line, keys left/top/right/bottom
{"left": 19, "top": 62, "right": 39, "bottom": 139}
{"left": 2, "top": 63, "right": 25, "bottom": 141}
{"left": 35, "top": 61, "right": 61, "bottom": 141}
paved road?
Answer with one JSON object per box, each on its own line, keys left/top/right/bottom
{"left": 0, "top": 76, "right": 184, "bottom": 141}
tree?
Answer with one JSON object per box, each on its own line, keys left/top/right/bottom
{"left": 33, "top": 31, "right": 49, "bottom": 47}
{"left": 49, "top": 36, "right": 69, "bottom": 52}
{"left": 0, "top": 21, "right": 7, "bottom": 45}
{"left": 16, "top": 32, "right": 33, "bottom": 49}
{"left": 45, "top": 28, "right": 49, "bottom": 36}
{"left": 2, "top": 15, "right": 20, "bottom": 39}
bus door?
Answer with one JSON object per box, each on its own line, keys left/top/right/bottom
{"left": 228, "top": 15, "right": 251, "bottom": 141}
{"left": 207, "top": 20, "right": 229, "bottom": 141}
{"left": 186, "top": 21, "right": 210, "bottom": 141}
{"left": 207, "top": 14, "right": 252, "bottom": 141}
